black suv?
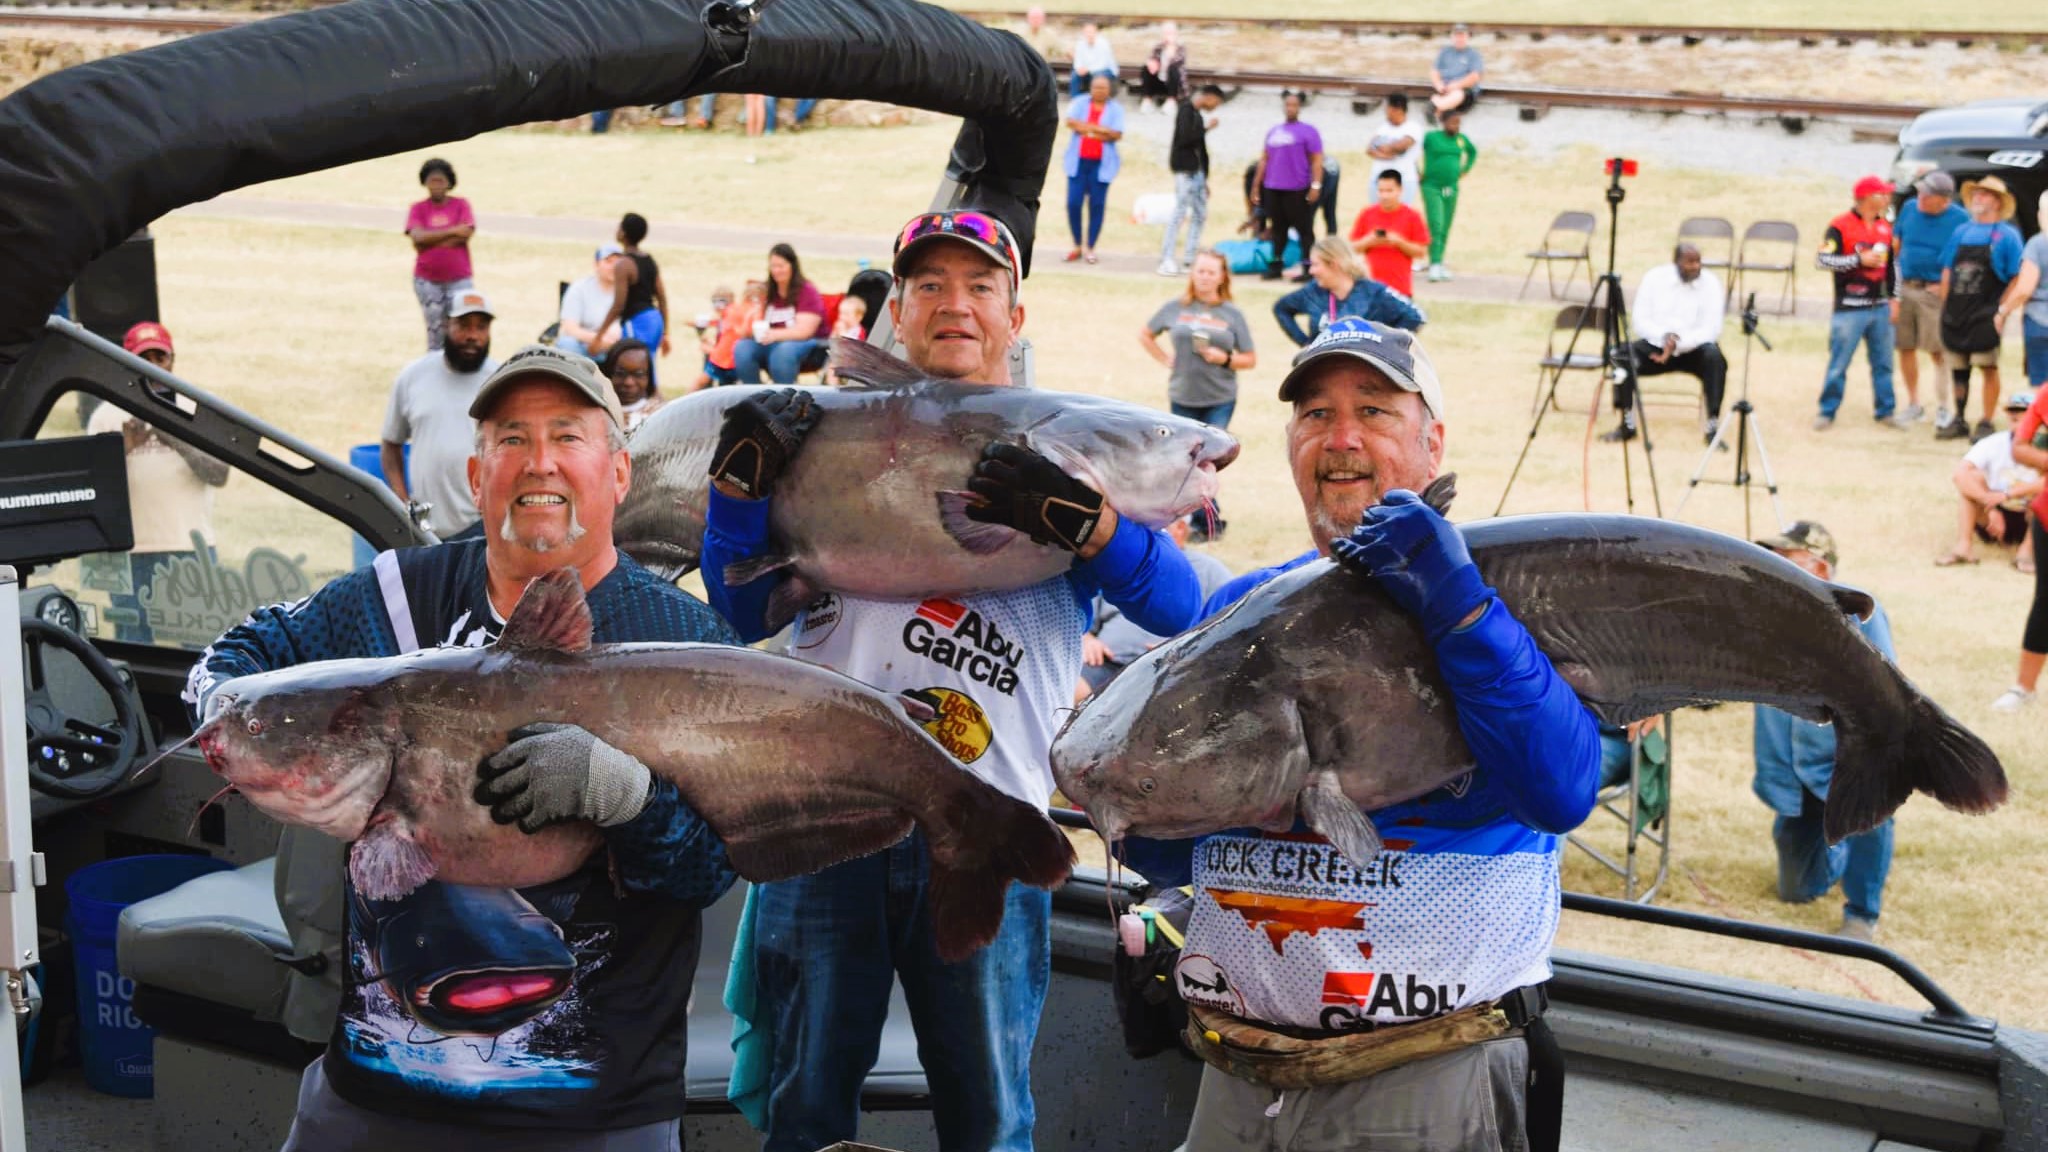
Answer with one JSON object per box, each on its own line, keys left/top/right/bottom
{"left": 1891, "top": 97, "right": 2048, "bottom": 237}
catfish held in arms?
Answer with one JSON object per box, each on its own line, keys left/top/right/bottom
{"left": 1053, "top": 476, "right": 2007, "bottom": 867}
{"left": 613, "top": 338, "right": 1240, "bottom": 627}
{"left": 194, "top": 569, "right": 1074, "bottom": 960}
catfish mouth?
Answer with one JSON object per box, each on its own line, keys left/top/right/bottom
{"left": 195, "top": 722, "right": 384, "bottom": 840}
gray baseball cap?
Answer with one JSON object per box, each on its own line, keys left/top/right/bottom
{"left": 469, "top": 343, "right": 624, "bottom": 430}
{"left": 1277, "top": 318, "right": 1446, "bottom": 420}
{"left": 1917, "top": 171, "right": 1956, "bottom": 198}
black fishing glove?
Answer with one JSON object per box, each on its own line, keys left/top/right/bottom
{"left": 475, "top": 723, "right": 652, "bottom": 834}
{"left": 708, "top": 388, "right": 820, "bottom": 498}
{"left": 964, "top": 442, "right": 1105, "bottom": 553}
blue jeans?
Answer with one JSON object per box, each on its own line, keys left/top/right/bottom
{"left": 752, "top": 831, "right": 1050, "bottom": 1152}
{"left": 1775, "top": 786, "right": 1892, "bottom": 923}
{"left": 2024, "top": 315, "right": 2048, "bottom": 388}
{"left": 734, "top": 337, "right": 822, "bottom": 383}
{"left": 620, "top": 307, "right": 665, "bottom": 389}
{"left": 1819, "top": 307, "right": 1896, "bottom": 420}
{"left": 1067, "top": 159, "right": 1109, "bottom": 249}
{"left": 589, "top": 108, "right": 612, "bottom": 134}
{"left": 1171, "top": 400, "right": 1235, "bottom": 430}
{"left": 793, "top": 97, "right": 819, "bottom": 125}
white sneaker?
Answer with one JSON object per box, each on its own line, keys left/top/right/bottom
{"left": 1936, "top": 406, "right": 1953, "bottom": 427}
{"left": 1992, "top": 686, "right": 2036, "bottom": 713}
{"left": 1157, "top": 259, "right": 1180, "bottom": 277}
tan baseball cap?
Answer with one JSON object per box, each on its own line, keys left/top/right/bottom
{"left": 469, "top": 343, "right": 624, "bottom": 430}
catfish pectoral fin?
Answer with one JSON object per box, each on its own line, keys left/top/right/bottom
{"left": 350, "top": 821, "right": 437, "bottom": 901}
{"left": 1299, "top": 769, "right": 1384, "bottom": 870}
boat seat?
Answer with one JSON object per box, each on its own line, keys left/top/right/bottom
{"left": 118, "top": 856, "right": 294, "bottom": 1019}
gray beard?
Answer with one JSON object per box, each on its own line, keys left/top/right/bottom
{"left": 499, "top": 500, "right": 587, "bottom": 553}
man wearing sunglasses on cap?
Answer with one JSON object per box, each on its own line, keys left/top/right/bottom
{"left": 701, "top": 210, "right": 1205, "bottom": 1152}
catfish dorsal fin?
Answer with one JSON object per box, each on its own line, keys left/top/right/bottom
{"left": 827, "top": 337, "right": 930, "bottom": 390}
{"left": 1420, "top": 473, "right": 1457, "bottom": 515}
{"left": 498, "top": 568, "right": 593, "bottom": 653}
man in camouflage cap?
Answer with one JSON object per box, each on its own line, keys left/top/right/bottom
{"left": 1751, "top": 520, "right": 1896, "bottom": 941}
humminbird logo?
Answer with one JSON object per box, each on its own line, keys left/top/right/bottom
{"left": 0, "top": 486, "right": 95, "bottom": 511}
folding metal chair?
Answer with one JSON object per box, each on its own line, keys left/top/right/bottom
{"left": 1676, "top": 216, "right": 1734, "bottom": 274}
{"left": 1518, "top": 211, "right": 1596, "bottom": 301}
{"left": 1731, "top": 220, "right": 1800, "bottom": 316}
{"left": 1566, "top": 715, "right": 1673, "bottom": 903}
{"left": 1532, "top": 303, "right": 1608, "bottom": 416}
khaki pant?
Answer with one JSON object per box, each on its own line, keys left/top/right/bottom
{"left": 1896, "top": 281, "right": 1946, "bottom": 354}
{"left": 1182, "top": 1036, "right": 1530, "bottom": 1152}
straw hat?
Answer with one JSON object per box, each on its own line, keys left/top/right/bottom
{"left": 1959, "top": 174, "right": 2018, "bottom": 221}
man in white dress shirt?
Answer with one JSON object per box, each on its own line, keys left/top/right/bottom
{"left": 1601, "top": 243, "right": 1730, "bottom": 445}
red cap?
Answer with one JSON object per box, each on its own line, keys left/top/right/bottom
{"left": 122, "top": 321, "right": 174, "bottom": 357}
{"left": 1852, "top": 175, "right": 1894, "bottom": 200}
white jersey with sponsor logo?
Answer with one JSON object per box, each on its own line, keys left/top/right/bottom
{"left": 1174, "top": 818, "right": 1560, "bottom": 1032}
{"left": 786, "top": 579, "right": 1084, "bottom": 807}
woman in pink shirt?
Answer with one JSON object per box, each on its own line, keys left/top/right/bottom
{"left": 404, "top": 157, "right": 477, "bottom": 351}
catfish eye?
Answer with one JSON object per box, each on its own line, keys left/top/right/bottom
{"left": 1138, "top": 776, "right": 1157, "bottom": 795}
{"left": 246, "top": 717, "right": 265, "bottom": 736}
{"left": 1155, "top": 427, "right": 1170, "bottom": 438}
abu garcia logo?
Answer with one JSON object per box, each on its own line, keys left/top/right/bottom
{"left": 901, "top": 598, "right": 1022, "bottom": 695}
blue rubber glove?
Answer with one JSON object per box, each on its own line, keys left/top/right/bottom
{"left": 1329, "top": 488, "right": 1495, "bottom": 641}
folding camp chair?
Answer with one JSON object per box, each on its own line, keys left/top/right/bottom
{"left": 1731, "top": 220, "right": 1800, "bottom": 316}
{"left": 1518, "top": 211, "right": 1596, "bottom": 301}
{"left": 1566, "top": 715, "right": 1672, "bottom": 903}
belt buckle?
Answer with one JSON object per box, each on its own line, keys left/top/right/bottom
{"left": 1499, "top": 984, "right": 1549, "bottom": 1028}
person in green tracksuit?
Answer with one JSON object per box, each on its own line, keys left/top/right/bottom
{"left": 1419, "top": 109, "right": 1478, "bottom": 282}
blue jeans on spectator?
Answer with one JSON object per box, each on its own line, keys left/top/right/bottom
{"left": 1171, "top": 400, "right": 1235, "bottom": 430}
{"left": 1068, "top": 158, "right": 1109, "bottom": 250}
{"left": 703, "top": 357, "right": 739, "bottom": 386}
{"left": 2024, "top": 315, "right": 2048, "bottom": 388}
{"left": 734, "top": 337, "right": 822, "bottom": 384}
{"left": 1818, "top": 306, "right": 1895, "bottom": 421}
{"left": 620, "top": 307, "right": 665, "bottom": 389}
{"left": 1775, "top": 786, "right": 1891, "bottom": 924}
{"left": 793, "top": 97, "right": 819, "bottom": 126}
{"left": 1069, "top": 69, "right": 1090, "bottom": 97}
{"left": 590, "top": 108, "right": 612, "bottom": 134}
{"left": 751, "top": 830, "right": 1049, "bottom": 1152}
{"left": 1162, "top": 171, "right": 1208, "bottom": 267}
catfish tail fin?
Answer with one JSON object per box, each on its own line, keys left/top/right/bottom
{"left": 827, "top": 337, "right": 929, "bottom": 390}
{"left": 926, "top": 790, "right": 1076, "bottom": 961}
{"left": 1824, "top": 692, "right": 2008, "bottom": 842}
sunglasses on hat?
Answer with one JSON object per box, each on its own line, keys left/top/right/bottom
{"left": 893, "top": 211, "right": 1022, "bottom": 283}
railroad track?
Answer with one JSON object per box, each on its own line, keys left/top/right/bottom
{"left": 0, "top": 5, "right": 1931, "bottom": 123}
{"left": 956, "top": 7, "right": 2048, "bottom": 48}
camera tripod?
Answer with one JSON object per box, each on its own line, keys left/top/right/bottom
{"left": 1497, "top": 159, "right": 1662, "bottom": 518}
{"left": 1675, "top": 292, "right": 1783, "bottom": 537}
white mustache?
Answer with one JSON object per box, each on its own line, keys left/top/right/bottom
{"left": 499, "top": 496, "right": 587, "bottom": 553}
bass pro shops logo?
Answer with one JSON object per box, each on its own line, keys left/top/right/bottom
{"left": 901, "top": 598, "right": 1023, "bottom": 695}
{"left": 904, "top": 687, "right": 993, "bottom": 764}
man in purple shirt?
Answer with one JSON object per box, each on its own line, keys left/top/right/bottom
{"left": 1251, "top": 91, "right": 1325, "bottom": 284}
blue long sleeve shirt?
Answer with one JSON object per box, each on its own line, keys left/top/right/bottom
{"left": 1120, "top": 548, "right": 1602, "bottom": 887}
{"left": 1753, "top": 602, "right": 1895, "bottom": 817}
{"left": 1273, "top": 279, "right": 1427, "bottom": 347}
{"left": 699, "top": 485, "right": 1203, "bottom": 644}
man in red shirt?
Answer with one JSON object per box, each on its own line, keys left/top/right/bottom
{"left": 1348, "top": 171, "right": 1431, "bottom": 297}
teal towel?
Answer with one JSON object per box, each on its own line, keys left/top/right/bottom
{"left": 723, "top": 884, "right": 771, "bottom": 1130}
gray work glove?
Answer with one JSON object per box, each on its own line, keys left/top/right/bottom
{"left": 474, "top": 723, "right": 652, "bottom": 833}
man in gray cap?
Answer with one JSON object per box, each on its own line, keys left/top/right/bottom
{"left": 381, "top": 287, "right": 500, "bottom": 535}
{"left": 1117, "top": 317, "right": 1598, "bottom": 1152}
{"left": 1430, "top": 23, "right": 1484, "bottom": 117}
{"left": 1893, "top": 171, "right": 1970, "bottom": 426}
{"left": 189, "top": 343, "right": 743, "bottom": 1151}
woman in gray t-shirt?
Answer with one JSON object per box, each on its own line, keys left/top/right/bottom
{"left": 2006, "top": 198, "right": 2048, "bottom": 387}
{"left": 1140, "top": 249, "right": 1256, "bottom": 538}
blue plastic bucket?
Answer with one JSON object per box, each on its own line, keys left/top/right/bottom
{"left": 65, "top": 854, "right": 234, "bottom": 1097}
{"left": 349, "top": 443, "right": 409, "bottom": 569}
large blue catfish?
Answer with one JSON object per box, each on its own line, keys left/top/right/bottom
{"left": 1052, "top": 477, "right": 2008, "bottom": 865}
{"left": 614, "top": 340, "right": 1240, "bottom": 628}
